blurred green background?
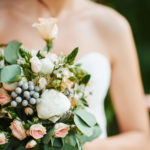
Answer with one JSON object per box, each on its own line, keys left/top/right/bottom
{"left": 94, "top": 0, "right": 150, "bottom": 136}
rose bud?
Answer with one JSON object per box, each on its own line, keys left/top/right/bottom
{"left": 30, "top": 56, "right": 42, "bottom": 73}
{"left": 0, "top": 132, "right": 8, "bottom": 145}
{"left": 29, "top": 124, "right": 46, "bottom": 139}
{"left": 3, "top": 83, "right": 18, "bottom": 91}
{"left": 10, "top": 120, "right": 27, "bottom": 140}
{"left": 25, "top": 140, "right": 37, "bottom": 149}
{"left": 54, "top": 123, "right": 70, "bottom": 138}
{"left": 39, "top": 77, "right": 47, "bottom": 89}
{"left": 25, "top": 107, "right": 34, "bottom": 116}
{"left": 8, "top": 113, "right": 13, "bottom": 119}
{"left": 0, "top": 88, "right": 11, "bottom": 106}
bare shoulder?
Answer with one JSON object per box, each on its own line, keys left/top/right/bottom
{"left": 81, "top": 1, "right": 134, "bottom": 60}
{"left": 83, "top": 1, "right": 131, "bottom": 36}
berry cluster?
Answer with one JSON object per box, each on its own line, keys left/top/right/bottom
{"left": 11, "top": 81, "right": 41, "bottom": 107}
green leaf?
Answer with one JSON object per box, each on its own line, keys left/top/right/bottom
{"left": 43, "top": 128, "right": 54, "bottom": 144}
{"left": 80, "top": 98, "right": 89, "bottom": 107}
{"left": 74, "top": 109, "right": 97, "bottom": 127}
{"left": 37, "top": 51, "right": 45, "bottom": 59}
{"left": 0, "top": 64, "right": 21, "bottom": 84}
{"left": 53, "top": 138, "right": 63, "bottom": 148}
{"left": 81, "top": 74, "right": 91, "bottom": 85}
{"left": 64, "top": 135, "right": 77, "bottom": 147}
{"left": 4, "top": 40, "right": 22, "bottom": 64}
{"left": 76, "top": 124, "right": 102, "bottom": 144}
{"left": 66, "top": 48, "right": 78, "bottom": 64}
{"left": 62, "top": 144, "right": 78, "bottom": 150}
{"left": 44, "top": 145, "right": 51, "bottom": 150}
{"left": 74, "top": 115, "right": 93, "bottom": 136}
{"left": 16, "top": 146, "right": 26, "bottom": 150}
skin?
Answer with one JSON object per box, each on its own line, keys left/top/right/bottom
{"left": 0, "top": 0, "right": 150, "bottom": 149}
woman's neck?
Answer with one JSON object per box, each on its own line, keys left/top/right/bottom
{"left": 42, "top": 0, "right": 76, "bottom": 17}
{"left": 2, "top": 0, "right": 77, "bottom": 18}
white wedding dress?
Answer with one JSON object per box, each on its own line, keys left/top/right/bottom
{"left": 77, "top": 52, "right": 111, "bottom": 139}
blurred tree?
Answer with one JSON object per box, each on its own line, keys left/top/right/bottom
{"left": 93, "top": 0, "right": 150, "bottom": 136}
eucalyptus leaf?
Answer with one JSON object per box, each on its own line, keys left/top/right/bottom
{"left": 74, "top": 109, "right": 97, "bottom": 127}
{"left": 66, "top": 48, "right": 78, "bottom": 64}
{"left": 62, "top": 144, "right": 78, "bottom": 150}
{"left": 76, "top": 124, "right": 102, "bottom": 144}
{"left": 74, "top": 115, "right": 93, "bottom": 137}
{"left": 4, "top": 40, "right": 22, "bottom": 64}
{"left": 0, "top": 64, "right": 21, "bottom": 84}
{"left": 64, "top": 135, "right": 77, "bottom": 147}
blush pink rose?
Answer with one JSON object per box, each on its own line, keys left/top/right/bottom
{"left": 30, "top": 56, "right": 42, "bottom": 73}
{"left": 0, "top": 133, "right": 7, "bottom": 145}
{"left": 54, "top": 123, "right": 70, "bottom": 138}
{"left": 29, "top": 124, "right": 46, "bottom": 139}
{"left": 25, "top": 140, "right": 37, "bottom": 149}
{"left": 0, "top": 88, "right": 11, "bottom": 106}
{"left": 24, "top": 107, "right": 34, "bottom": 116}
{"left": 10, "top": 120, "right": 27, "bottom": 140}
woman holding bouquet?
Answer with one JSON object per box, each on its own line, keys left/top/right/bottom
{"left": 0, "top": 0, "right": 150, "bottom": 149}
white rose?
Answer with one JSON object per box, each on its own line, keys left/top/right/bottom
{"left": 0, "top": 132, "right": 7, "bottom": 145}
{"left": 47, "top": 53, "right": 58, "bottom": 63}
{"left": 40, "top": 58, "right": 54, "bottom": 74}
{"left": 36, "top": 90, "right": 71, "bottom": 122}
{"left": 32, "top": 18, "right": 58, "bottom": 41}
{"left": 39, "top": 77, "right": 47, "bottom": 89}
{"left": 30, "top": 56, "right": 42, "bottom": 73}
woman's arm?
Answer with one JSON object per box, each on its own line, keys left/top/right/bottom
{"left": 85, "top": 9, "right": 150, "bottom": 150}
{"left": 146, "top": 95, "right": 150, "bottom": 110}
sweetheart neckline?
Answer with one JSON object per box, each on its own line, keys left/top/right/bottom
{"left": 76, "top": 51, "right": 111, "bottom": 65}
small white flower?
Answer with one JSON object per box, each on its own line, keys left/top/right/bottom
{"left": 56, "top": 73, "right": 62, "bottom": 78}
{"left": 40, "top": 58, "right": 54, "bottom": 74}
{"left": 36, "top": 89, "right": 71, "bottom": 122}
{"left": 32, "top": 18, "right": 58, "bottom": 41}
{"left": 47, "top": 53, "right": 58, "bottom": 63}
{"left": 17, "top": 58, "right": 26, "bottom": 65}
{"left": 30, "top": 50, "right": 38, "bottom": 57}
{"left": 39, "top": 77, "right": 47, "bottom": 89}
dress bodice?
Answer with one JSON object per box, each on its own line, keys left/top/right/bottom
{"left": 77, "top": 52, "right": 111, "bottom": 138}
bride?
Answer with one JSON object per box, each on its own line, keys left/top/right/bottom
{"left": 0, "top": 0, "right": 150, "bottom": 149}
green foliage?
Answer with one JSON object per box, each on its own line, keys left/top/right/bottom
{"left": 81, "top": 74, "right": 91, "bottom": 85}
{"left": 66, "top": 48, "right": 79, "bottom": 65}
{"left": 74, "top": 109, "right": 97, "bottom": 127}
{"left": 80, "top": 98, "right": 89, "bottom": 107}
{"left": 0, "top": 64, "right": 21, "bottom": 84}
{"left": 43, "top": 128, "right": 54, "bottom": 145}
{"left": 4, "top": 40, "right": 22, "bottom": 64}
{"left": 74, "top": 115, "right": 93, "bottom": 136}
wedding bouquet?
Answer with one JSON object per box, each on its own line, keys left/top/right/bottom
{"left": 0, "top": 18, "right": 101, "bottom": 150}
